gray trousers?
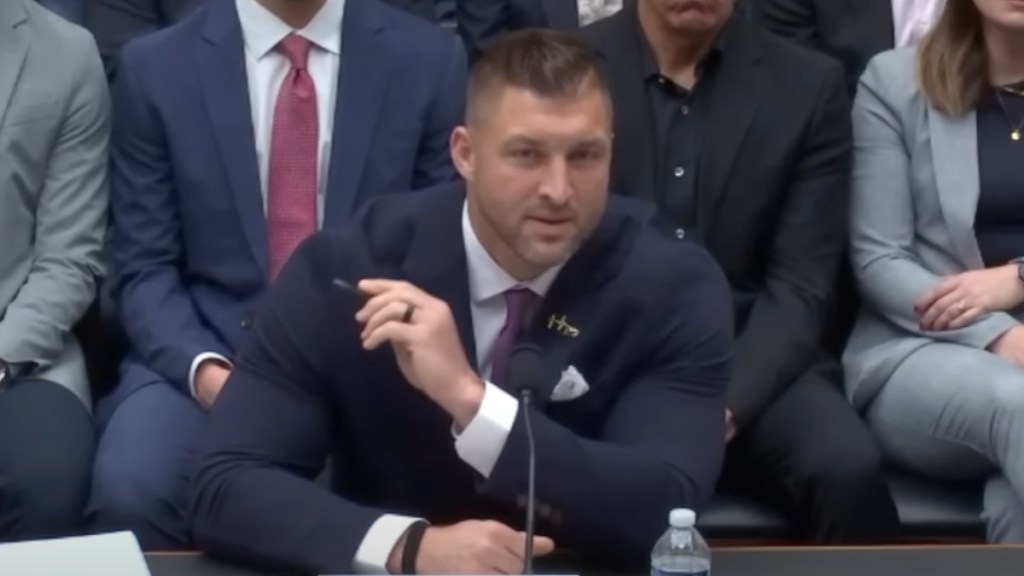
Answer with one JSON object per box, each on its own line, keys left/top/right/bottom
{"left": 867, "top": 342, "right": 1024, "bottom": 542}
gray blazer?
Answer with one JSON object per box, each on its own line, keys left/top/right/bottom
{"left": 0, "top": 0, "right": 110, "bottom": 407}
{"left": 843, "top": 47, "right": 1022, "bottom": 411}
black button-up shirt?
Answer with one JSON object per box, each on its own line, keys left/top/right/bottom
{"left": 634, "top": 18, "right": 729, "bottom": 229}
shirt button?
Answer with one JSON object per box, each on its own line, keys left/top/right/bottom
{"left": 673, "top": 166, "right": 685, "bottom": 178}
{"left": 676, "top": 228, "right": 686, "bottom": 239}
{"left": 681, "top": 104, "right": 690, "bottom": 115}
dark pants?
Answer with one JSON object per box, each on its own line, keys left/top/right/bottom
{"left": 88, "top": 379, "right": 205, "bottom": 550}
{"left": 722, "top": 362, "right": 901, "bottom": 543}
{"left": 0, "top": 379, "right": 95, "bottom": 541}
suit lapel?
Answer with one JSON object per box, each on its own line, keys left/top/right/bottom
{"left": 0, "top": 2, "right": 29, "bottom": 130}
{"left": 401, "top": 185, "right": 478, "bottom": 369}
{"left": 929, "top": 107, "right": 985, "bottom": 268}
{"left": 696, "top": 19, "right": 764, "bottom": 226}
{"left": 323, "top": 0, "right": 390, "bottom": 226}
{"left": 542, "top": 0, "right": 579, "bottom": 29}
{"left": 527, "top": 204, "right": 629, "bottom": 386}
{"left": 593, "top": 10, "right": 658, "bottom": 202}
{"left": 197, "top": 1, "right": 267, "bottom": 274}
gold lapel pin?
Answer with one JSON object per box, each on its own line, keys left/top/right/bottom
{"left": 547, "top": 314, "right": 580, "bottom": 338}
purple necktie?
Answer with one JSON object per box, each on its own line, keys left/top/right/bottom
{"left": 490, "top": 288, "right": 537, "bottom": 387}
{"left": 267, "top": 34, "right": 318, "bottom": 280}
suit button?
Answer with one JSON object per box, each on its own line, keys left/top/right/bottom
{"left": 241, "top": 312, "right": 253, "bottom": 330}
{"left": 516, "top": 494, "right": 528, "bottom": 508}
{"left": 537, "top": 502, "right": 552, "bottom": 517}
{"left": 675, "top": 228, "right": 685, "bottom": 239}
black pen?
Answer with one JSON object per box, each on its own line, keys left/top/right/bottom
{"left": 332, "top": 278, "right": 363, "bottom": 299}
{"left": 333, "top": 276, "right": 362, "bottom": 293}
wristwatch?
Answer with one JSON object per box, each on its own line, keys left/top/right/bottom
{"left": 1011, "top": 258, "right": 1024, "bottom": 284}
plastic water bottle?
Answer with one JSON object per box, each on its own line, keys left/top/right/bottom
{"left": 650, "top": 508, "right": 711, "bottom": 576}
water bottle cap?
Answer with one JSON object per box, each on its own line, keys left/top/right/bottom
{"left": 669, "top": 508, "right": 696, "bottom": 528}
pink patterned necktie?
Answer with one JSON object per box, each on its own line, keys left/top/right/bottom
{"left": 490, "top": 288, "right": 538, "bottom": 388}
{"left": 267, "top": 34, "right": 318, "bottom": 279}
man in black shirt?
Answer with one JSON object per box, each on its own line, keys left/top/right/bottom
{"left": 577, "top": 0, "right": 901, "bottom": 542}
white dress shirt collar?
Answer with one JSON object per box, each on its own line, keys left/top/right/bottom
{"left": 461, "top": 202, "right": 564, "bottom": 303}
{"left": 236, "top": 0, "right": 345, "bottom": 59}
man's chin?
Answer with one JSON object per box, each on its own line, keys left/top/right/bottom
{"left": 519, "top": 245, "right": 574, "bottom": 270}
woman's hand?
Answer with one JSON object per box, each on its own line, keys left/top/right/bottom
{"left": 915, "top": 265, "right": 1024, "bottom": 331}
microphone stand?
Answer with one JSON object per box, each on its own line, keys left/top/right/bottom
{"left": 519, "top": 388, "right": 537, "bottom": 575}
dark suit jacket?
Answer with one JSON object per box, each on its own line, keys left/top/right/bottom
{"left": 578, "top": 9, "right": 851, "bottom": 425}
{"left": 89, "top": 0, "right": 440, "bottom": 82}
{"left": 110, "top": 0, "right": 465, "bottom": 402}
{"left": 87, "top": 0, "right": 204, "bottom": 81}
{"left": 755, "top": 0, "right": 894, "bottom": 95}
{"left": 458, "top": 0, "right": 579, "bottom": 60}
{"left": 35, "top": 0, "right": 86, "bottom": 24}
{"left": 190, "top": 183, "right": 734, "bottom": 573}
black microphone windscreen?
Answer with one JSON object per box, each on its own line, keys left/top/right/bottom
{"left": 507, "top": 344, "right": 559, "bottom": 406}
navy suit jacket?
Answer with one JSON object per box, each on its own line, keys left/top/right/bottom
{"left": 191, "top": 183, "right": 733, "bottom": 573}
{"left": 110, "top": 0, "right": 466, "bottom": 400}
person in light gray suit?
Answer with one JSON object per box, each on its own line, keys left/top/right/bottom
{"left": 844, "top": 0, "right": 1024, "bottom": 543}
{"left": 0, "top": 0, "right": 108, "bottom": 540}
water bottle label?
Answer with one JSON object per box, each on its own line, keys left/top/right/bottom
{"left": 651, "top": 568, "right": 708, "bottom": 576}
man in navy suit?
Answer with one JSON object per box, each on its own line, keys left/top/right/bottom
{"left": 191, "top": 29, "right": 732, "bottom": 574}
{"left": 92, "top": 0, "right": 466, "bottom": 549}
{"left": 87, "top": 0, "right": 441, "bottom": 82}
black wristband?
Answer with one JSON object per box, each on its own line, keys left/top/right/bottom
{"left": 401, "top": 521, "right": 429, "bottom": 575}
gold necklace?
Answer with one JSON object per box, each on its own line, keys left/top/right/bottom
{"left": 994, "top": 90, "right": 1024, "bottom": 141}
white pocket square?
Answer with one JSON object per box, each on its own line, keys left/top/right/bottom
{"left": 551, "top": 365, "right": 590, "bottom": 402}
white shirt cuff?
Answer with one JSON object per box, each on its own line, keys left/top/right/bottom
{"left": 453, "top": 381, "right": 519, "bottom": 478}
{"left": 188, "top": 352, "right": 232, "bottom": 400}
{"left": 352, "top": 514, "right": 424, "bottom": 574}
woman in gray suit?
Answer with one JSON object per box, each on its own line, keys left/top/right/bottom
{"left": 844, "top": 0, "right": 1024, "bottom": 543}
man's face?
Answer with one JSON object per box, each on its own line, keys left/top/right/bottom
{"left": 641, "top": 0, "right": 735, "bottom": 33}
{"left": 974, "top": 0, "right": 1024, "bottom": 29}
{"left": 451, "top": 83, "right": 612, "bottom": 276}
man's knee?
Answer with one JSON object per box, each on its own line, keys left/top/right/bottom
{"left": 91, "top": 451, "right": 180, "bottom": 518}
{"left": 90, "top": 438, "right": 193, "bottom": 548}
{"left": 0, "top": 468, "right": 91, "bottom": 540}
{"left": 89, "top": 381, "right": 204, "bottom": 548}
{"left": 0, "top": 380, "right": 95, "bottom": 540}
{"left": 798, "top": 435, "right": 889, "bottom": 493}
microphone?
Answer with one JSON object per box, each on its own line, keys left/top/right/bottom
{"left": 506, "top": 344, "right": 559, "bottom": 574}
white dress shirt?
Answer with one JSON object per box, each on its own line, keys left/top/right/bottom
{"left": 577, "top": 0, "right": 623, "bottom": 26}
{"left": 188, "top": 0, "right": 345, "bottom": 396}
{"left": 891, "top": 0, "right": 945, "bottom": 47}
{"left": 352, "top": 203, "right": 565, "bottom": 573}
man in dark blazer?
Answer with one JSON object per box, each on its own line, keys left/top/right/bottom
{"left": 457, "top": 0, "right": 756, "bottom": 62}
{"left": 91, "top": 0, "right": 466, "bottom": 550}
{"left": 35, "top": 0, "right": 86, "bottom": 23}
{"left": 88, "top": 0, "right": 441, "bottom": 81}
{"left": 191, "top": 29, "right": 733, "bottom": 574}
{"left": 755, "top": 0, "right": 944, "bottom": 96}
{"left": 458, "top": 0, "right": 590, "bottom": 61}
{"left": 577, "top": 0, "right": 900, "bottom": 542}
{"left": 86, "top": 0, "right": 205, "bottom": 80}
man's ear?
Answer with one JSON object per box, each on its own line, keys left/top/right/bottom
{"left": 450, "top": 126, "right": 474, "bottom": 181}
